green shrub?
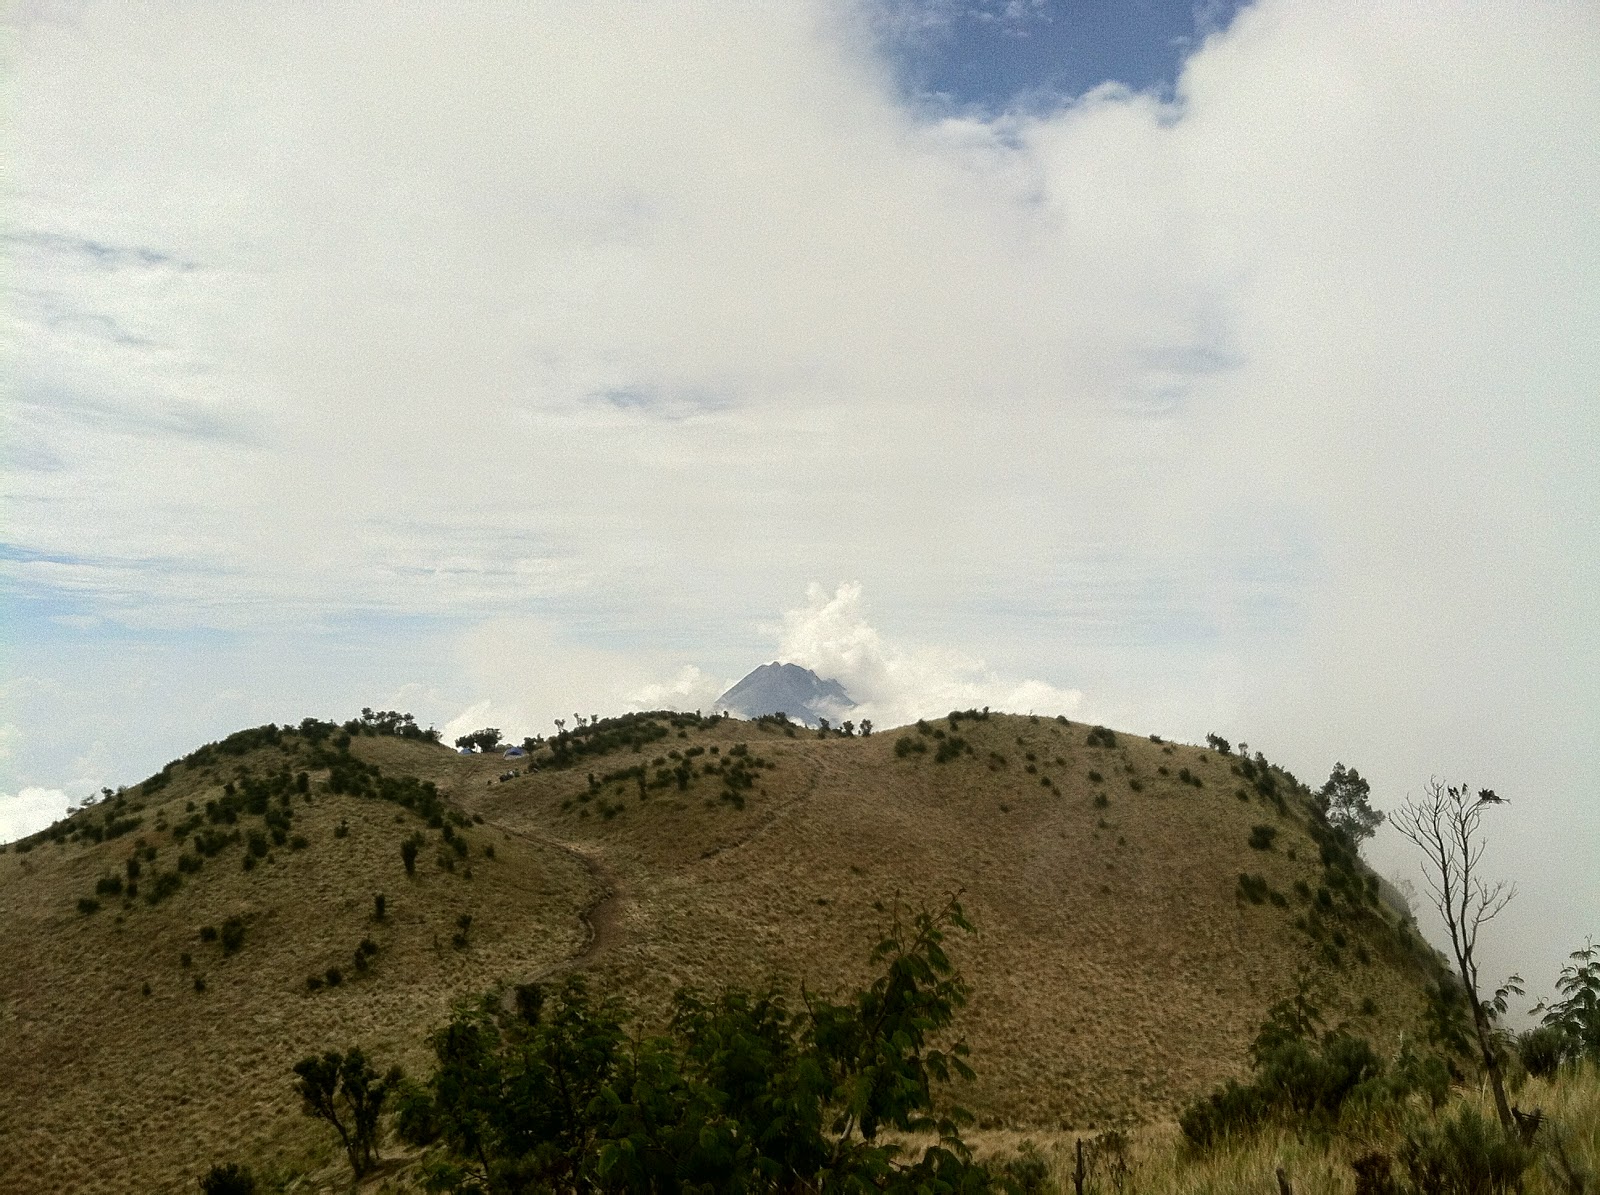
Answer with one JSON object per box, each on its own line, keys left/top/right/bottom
{"left": 1087, "top": 769, "right": 1103, "bottom": 783}
{"left": 95, "top": 874, "right": 124, "bottom": 897}
{"left": 145, "top": 870, "right": 183, "bottom": 904}
{"left": 1237, "top": 874, "right": 1270, "bottom": 905}
{"left": 373, "top": 893, "right": 386, "bottom": 921}
{"left": 1399, "top": 1104, "right": 1530, "bottom": 1195}
{"left": 221, "top": 915, "right": 245, "bottom": 955}
{"left": 198, "top": 1161, "right": 256, "bottom": 1194}
{"left": 200, "top": 925, "right": 219, "bottom": 943}
{"left": 325, "top": 967, "right": 343, "bottom": 987}
{"left": 401, "top": 834, "right": 421, "bottom": 877}
{"left": 1086, "top": 725, "right": 1117, "bottom": 748}
{"left": 306, "top": 975, "right": 324, "bottom": 991}
{"left": 77, "top": 897, "right": 101, "bottom": 915}
{"left": 177, "top": 852, "right": 203, "bottom": 874}
{"left": 1179, "top": 1079, "right": 1271, "bottom": 1146}
{"left": 1516, "top": 1025, "right": 1565, "bottom": 1078}
{"left": 1249, "top": 824, "right": 1279, "bottom": 850}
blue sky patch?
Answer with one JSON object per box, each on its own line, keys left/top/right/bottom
{"left": 871, "top": 0, "right": 1249, "bottom": 113}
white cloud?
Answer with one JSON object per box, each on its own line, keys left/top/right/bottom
{"left": 625, "top": 665, "right": 730, "bottom": 715}
{"left": 0, "top": 787, "right": 71, "bottom": 845}
{"left": 6, "top": 0, "right": 1596, "bottom": 1005}
{"left": 775, "top": 582, "right": 1085, "bottom": 727}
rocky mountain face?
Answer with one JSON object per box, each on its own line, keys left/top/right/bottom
{"left": 715, "top": 662, "right": 854, "bottom": 727}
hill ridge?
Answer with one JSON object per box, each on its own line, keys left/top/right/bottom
{"left": 0, "top": 709, "right": 1445, "bottom": 1192}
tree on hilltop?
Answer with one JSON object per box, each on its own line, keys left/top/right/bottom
{"left": 454, "top": 728, "right": 502, "bottom": 752}
{"left": 1316, "top": 762, "right": 1383, "bottom": 849}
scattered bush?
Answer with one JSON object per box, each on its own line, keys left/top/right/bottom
{"left": 95, "top": 874, "right": 124, "bottom": 897}
{"left": 146, "top": 870, "right": 183, "bottom": 904}
{"left": 200, "top": 925, "right": 219, "bottom": 943}
{"left": 1249, "top": 825, "right": 1279, "bottom": 851}
{"left": 221, "top": 915, "right": 245, "bottom": 955}
{"left": 325, "top": 967, "right": 343, "bottom": 987}
{"left": 401, "top": 834, "right": 421, "bottom": 877}
{"left": 1086, "top": 725, "right": 1118, "bottom": 748}
{"left": 1237, "top": 874, "right": 1270, "bottom": 905}
{"left": 77, "top": 897, "right": 101, "bottom": 915}
{"left": 373, "top": 893, "right": 386, "bottom": 921}
{"left": 198, "top": 1162, "right": 256, "bottom": 1194}
{"left": 1093, "top": 793, "right": 1110, "bottom": 809}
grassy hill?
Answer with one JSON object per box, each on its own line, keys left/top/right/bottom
{"left": 0, "top": 711, "right": 1446, "bottom": 1192}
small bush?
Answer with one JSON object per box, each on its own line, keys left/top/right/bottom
{"left": 1237, "top": 874, "right": 1270, "bottom": 904}
{"left": 374, "top": 893, "right": 386, "bottom": 921}
{"left": 146, "top": 870, "right": 183, "bottom": 904}
{"left": 221, "top": 915, "right": 245, "bottom": 955}
{"left": 177, "top": 852, "right": 203, "bottom": 874}
{"left": 1179, "top": 1079, "right": 1270, "bottom": 1146}
{"left": 289, "top": 834, "right": 309, "bottom": 851}
{"left": 325, "top": 966, "right": 343, "bottom": 987}
{"left": 1249, "top": 824, "right": 1279, "bottom": 850}
{"left": 401, "top": 835, "right": 421, "bottom": 877}
{"left": 1093, "top": 793, "right": 1109, "bottom": 809}
{"left": 199, "top": 1161, "right": 257, "bottom": 1194}
{"left": 306, "top": 975, "right": 324, "bottom": 991}
{"left": 200, "top": 925, "right": 219, "bottom": 943}
{"left": 1086, "top": 725, "right": 1117, "bottom": 748}
{"left": 193, "top": 975, "right": 207, "bottom": 993}
{"left": 1400, "top": 1104, "right": 1530, "bottom": 1195}
{"left": 334, "top": 820, "right": 349, "bottom": 839}
{"left": 1087, "top": 770, "right": 1103, "bottom": 783}
{"left": 77, "top": 897, "right": 101, "bottom": 915}
{"left": 95, "top": 874, "right": 124, "bottom": 897}
{"left": 1516, "top": 1025, "right": 1565, "bottom": 1078}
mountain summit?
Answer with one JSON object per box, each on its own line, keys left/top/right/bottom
{"left": 715, "top": 662, "right": 854, "bottom": 726}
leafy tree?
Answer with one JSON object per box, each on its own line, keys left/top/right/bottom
{"left": 1206, "top": 733, "right": 1233, "bottom": 754}
{"left": 1532, "top": 936, "right": 1600, "bottom": 1065}
{"left": 292, "top": 1047, "right": 402, "bottom": 1179}
{"left": 398, "top": 896, "right": 994, "bottom": 1192}
{"left": 1315, "top": 762, "right": 1384, "bottom": 848}
{"left": 1392, "top": 779, "right": 1517, "bottom": 1130}
{"left": 454, "top": 728, "right": 503, "bottom": 752}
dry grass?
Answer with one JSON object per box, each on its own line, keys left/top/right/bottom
{"left": 0, "top": 714, "right": 1445, "bottom": 1191}
{"left": 958, "top": 1059, "right": 1600, "bottom": 1194}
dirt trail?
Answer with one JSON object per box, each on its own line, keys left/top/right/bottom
{"left": 481, "top": 744, "right": 830, "bottom": 978}
{"left": 494, "top": 825, "right": 624, "bottom": 978}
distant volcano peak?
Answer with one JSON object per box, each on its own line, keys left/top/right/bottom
{"left": 715, "top": 662, "right": 854, "bottom": 728}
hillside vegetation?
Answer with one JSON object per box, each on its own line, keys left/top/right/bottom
{"left": 0, "top": 710, "right": 1449, "bottom": 1192}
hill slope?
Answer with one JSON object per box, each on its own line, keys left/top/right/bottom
{"left": 0, "top": 711, "right": 1442, "bottom": 1191}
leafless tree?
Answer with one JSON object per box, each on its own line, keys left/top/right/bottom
{"left": 1392, "top": 778, "right": 1517, "bottom": 1129}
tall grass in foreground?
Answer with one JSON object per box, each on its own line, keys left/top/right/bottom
{"left": 959, "top": 1059, "right": 1597, "bottom": 1193}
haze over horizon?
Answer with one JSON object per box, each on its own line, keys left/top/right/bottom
{"left": 4, "top": 1, "right": 1596, "bottom": 1007}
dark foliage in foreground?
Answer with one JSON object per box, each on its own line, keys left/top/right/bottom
{"left": 392, "top": 895, "right": 998, "bottom": 1193}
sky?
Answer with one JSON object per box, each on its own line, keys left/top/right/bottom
{"left": 3, "top": 1, "right": 1596, "bottom": 1011}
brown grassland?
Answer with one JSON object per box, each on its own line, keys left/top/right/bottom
{"left": 0, "top": 712, "right": 1463, "bottom": 1191}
